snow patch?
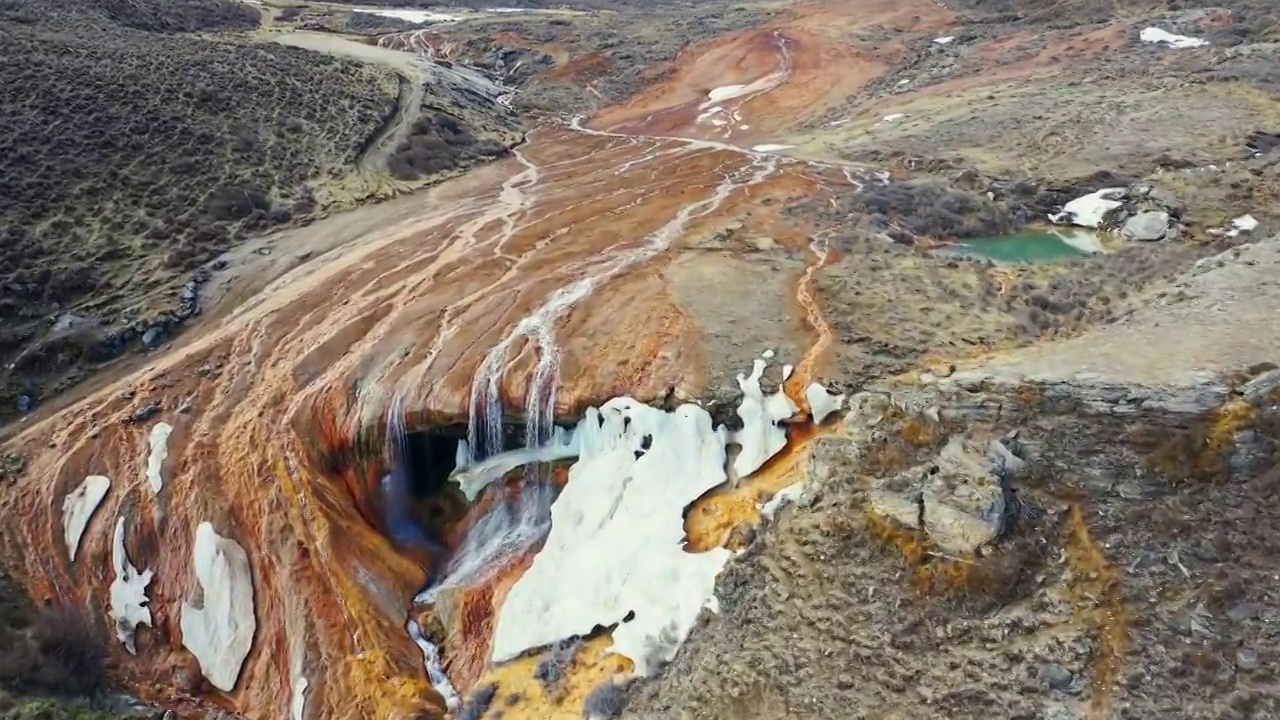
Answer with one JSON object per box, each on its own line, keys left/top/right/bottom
{"left": 760, "top": 481, "right": 809, "bottom": 521}
{"left": 352, "top": 8, "right": 456, "bottom": 24}
{"left": 1140, "top": 27, "right": 1208, "bottom": 48}
{"left": 180, "top": 523, "right": 256, "bottom": 693}
{"left": 109, "top": 516, "right": 154, "bottom": 655}
{"left": 146, "top": 422, "right": 172, "bottom": 494}
{"left": 705, "top": 83, "right": 749, "bottom": 104}
{"left": 933, "top": 36, "right": 955, "bottom": 45}
{"left": 751, "top": 144, "right": 793, "bottom": 153}
{"left": 804, "top": 383, "right": 845, "bottom": 425}
{"left": 881, "top": 113, "right": 905, "bottom": 122}
{"left": 63, "top": 475, "right": 110, "bottom": 561}
{"left": 1227, "top": 214, "right": 1259, "bottom": 237}
{"left": 1048, "top": 187, "right": 1126, "bottom": 228}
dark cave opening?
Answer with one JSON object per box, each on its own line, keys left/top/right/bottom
{"left": 397, "top": 422, "right": 534, "bottom": 498}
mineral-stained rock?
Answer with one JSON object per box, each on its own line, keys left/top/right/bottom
{"left": 0, "top": 127, "right": 844, "bottom": 719}
{"left": 180, "top": 522, "right": 257, "bottom": 693}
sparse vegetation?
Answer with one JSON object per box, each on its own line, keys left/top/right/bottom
{"left": 0, "top": 0, "right": 400, "bottom": 419}
{"left": 0, "top": 570, "right": 141, "bottom": 719}
{"left": 388, "top": 112, "right": 511, "bottom": 181}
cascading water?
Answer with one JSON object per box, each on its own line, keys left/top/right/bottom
{"left": 433, "top": 150, "right": 781, "bottom": 598}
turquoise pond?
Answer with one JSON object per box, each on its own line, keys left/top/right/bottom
{"left": 941, "top": 229, "right": 1105, "bottom": 263}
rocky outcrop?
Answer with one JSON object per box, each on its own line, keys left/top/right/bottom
{"left": 867, "top": 435, "right": 1010, "bottom": 555}
{"left": 1050, "top": 182, "right": 1185, "bottom": 240}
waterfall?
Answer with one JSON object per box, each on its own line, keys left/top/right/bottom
{"left": 438, "top": 148, "right": 782, "bottom": 598}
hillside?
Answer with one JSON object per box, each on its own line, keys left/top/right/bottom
{"left": 0, "top": 0, "right": 522, "bottom": 424}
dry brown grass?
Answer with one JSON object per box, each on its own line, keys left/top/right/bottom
{"left": 1134, "top": 397, "right": 1268, "bottom": 484}
{"left": 0, "top": 599, "right": 110, "bottom": 700}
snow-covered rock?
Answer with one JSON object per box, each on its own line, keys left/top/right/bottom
{"left": 180, "top": 522, "right": 256, "bottom": 692}
{"left": 1048, "top": 188, "right": 1126, "bottom": 228}
{"left": 62, "top": 475, "right": 110, "bottom": 561}
{"left": 760, "top": 481, "right": 810, "bottom": 521}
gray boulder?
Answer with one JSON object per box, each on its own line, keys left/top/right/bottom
{"left": 921, "top": 437, "right": 1008, "bottom": 554}
{"left": 1121, "top": 211, "right": 1171, "bottom": 241}
{"left": 866, "top": 435, "right": 1010, "bottom": 555}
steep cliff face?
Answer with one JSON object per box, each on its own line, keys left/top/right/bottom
{"left": 625, "top": 235, "right": 1280, "bottom": 720}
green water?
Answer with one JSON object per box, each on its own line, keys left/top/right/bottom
{"left": 944, "top": 229, "right": 1103, "bottom": 263}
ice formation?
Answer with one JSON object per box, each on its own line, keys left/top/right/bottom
{"left": 108, "top": 516, "right": 154, "bottom": 654}
{"left": 180, "top": 522, "right": 256, "bottom": 692}
{"left": 730, "top": 358, "right": 798, "bottom": 478}
{"left": 455, "top": 355, "right": 800, "bottom": 675}
{"left": 146, "top": 422, "right": 173, "bottom": 494}
{"left": 1048, "top": 188, "right": 1126, "bottom": 228}
{"left": 490, "top": 399, "right": 734, "bottom": 675}
{"left": 804, "top": 382, "right": 846, "bottom": 425}
{"left": 291, "top": 677, "right": 308, "bottom": 720}
{"left": 451, "top": 426, "right": 577, "bottom": 501}
{"left": 62, "top": 474, "right": 110, "bottom": 561}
